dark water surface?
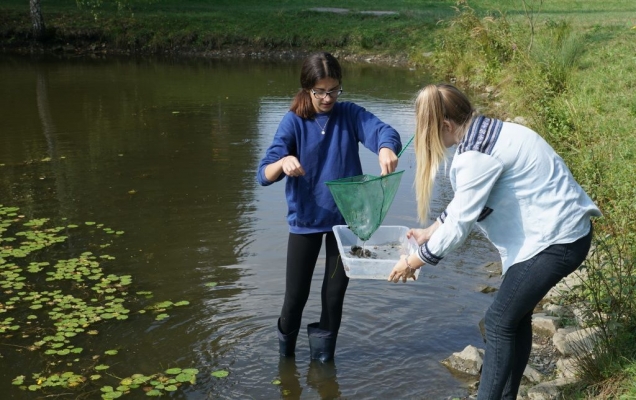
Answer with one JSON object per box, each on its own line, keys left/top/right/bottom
{"left": 0, "top": 55, "right": 500, "bottom": 399}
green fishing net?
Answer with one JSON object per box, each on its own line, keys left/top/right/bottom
{"left": 326, "top": 170, "right": 404, "bottom": 241}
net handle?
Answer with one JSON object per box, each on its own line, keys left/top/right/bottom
{"left": 397, "top": 135, "right": 415, "bottom": 158}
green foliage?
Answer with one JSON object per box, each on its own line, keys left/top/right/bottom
{"left": 429, "top": 3, "right": 636, "bottom": 397}
{"left": 432, "top": 2, "right": 517, "bottom": 87}
{"left": 0, "top": 205, "right": 197, "bottom": 398}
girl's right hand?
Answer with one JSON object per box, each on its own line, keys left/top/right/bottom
{"left": 281, "top": 156, "right": 305, "bottom": 177}
{"left": 406, "top": 220, "right": 440, "bottom": 244}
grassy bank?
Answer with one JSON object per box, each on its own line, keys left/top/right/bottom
{"left": 428, "top": 2, "right": 636, "bottom": 398}
{"left": 2, "top": 1, "right": 629, "bottom": 63}
{"left": 1, "top": 0, "right": 458, "bottom": 62}
{"left": 2, "top": 0, "right": 636, "bottom": 397}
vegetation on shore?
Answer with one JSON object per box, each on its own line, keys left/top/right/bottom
{"left": 429, "top": 2, "right": 636, "bottom": 398}
{"left": 2, "top": 0, "right": 636, "bottom": 398}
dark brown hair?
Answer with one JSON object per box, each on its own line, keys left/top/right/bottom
{"left": 290, "top": 52, "right": 342, "bottom": 119}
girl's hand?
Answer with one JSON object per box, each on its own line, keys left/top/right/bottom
{"left": 378, "top": 147, "right": 398, "bottom": 176}
{"left": 407, "top": 220, "right": 440, "bottom": 244}
{"left": 282, "top": 156, "right": 305, "bottom": 177}
{"left": 388, "top": 255, "right": 417, "bottom": 283}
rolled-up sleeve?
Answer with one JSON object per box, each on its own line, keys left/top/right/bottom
{"left": 417, "top": 151, "right": 503, "bottom": 265}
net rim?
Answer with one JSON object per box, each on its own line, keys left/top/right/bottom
{"left": 324, "top": 170, "right": 405, "bottom": 186}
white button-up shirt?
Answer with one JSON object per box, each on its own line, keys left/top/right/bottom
{"left": 417, "top": 117, "right": 601, "bottom": 275}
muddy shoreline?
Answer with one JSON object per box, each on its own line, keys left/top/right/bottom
{"left": 0, "top": 39, "right": 413, "bottom": 68}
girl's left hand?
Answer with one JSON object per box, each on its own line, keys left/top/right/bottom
{"left": 378, "top": 147, "right": 398, "bottom": 176}
{"left": 388, "top": 255, "right": 416, "bottom": 283}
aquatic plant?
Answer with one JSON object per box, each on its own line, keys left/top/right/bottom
{"left": 0, "top": 204, "right": 220, "bottom": 398}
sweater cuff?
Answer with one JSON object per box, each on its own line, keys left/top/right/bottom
{"left": 417, "top": 243, "right": 443, "bottom": 266}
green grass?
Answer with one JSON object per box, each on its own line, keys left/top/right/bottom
{"left": 425, "top": 2, "right": 636, "bottom": 399}
{"left": 2, "top": 1, "right": 633, "bottom": 58}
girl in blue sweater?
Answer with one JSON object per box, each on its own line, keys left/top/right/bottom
{"left": 257, "top": 52, "right": 402, "bottom": 362}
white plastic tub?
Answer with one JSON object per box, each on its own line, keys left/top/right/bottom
{"left": 332, "top": 225, "right": 420, "bottom": 280}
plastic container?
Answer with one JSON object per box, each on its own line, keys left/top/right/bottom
{"left": 332, "top": 225, "right": 420, "bottom": 280}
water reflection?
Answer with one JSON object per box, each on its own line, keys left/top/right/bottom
{"left": 0, "top": 55, "right": 499, "bottom": 400}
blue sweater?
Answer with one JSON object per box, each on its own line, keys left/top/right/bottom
{"left": 257, "top": 101, "right": 402, "bottom": 234}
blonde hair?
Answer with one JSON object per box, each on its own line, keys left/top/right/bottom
{"left": 414, "top": 84, "right": 474, "bottom": 223}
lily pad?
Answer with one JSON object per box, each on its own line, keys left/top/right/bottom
{"left": 211, "top": 370, "right": 229, "bottom": 378}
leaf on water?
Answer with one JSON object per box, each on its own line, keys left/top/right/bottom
{"left": 105, "top": 350, "right": 118, "bottom": 356}
{"left": 164, "top": 368, "right": 181, "bottom": 375}
{"left": 204, "top": 282, "right": 218, "bottom": 287}
{"left": 272, "top": 379, "right": 281, "bottom": 385}
{"left": 211, "top": 370, "right": 229, "bottom": 378}
{"left": 155, "top": 314, "right": 169, "bottom": 321}
{"left": 175, "top": 373, "right": 193, "bottom": 383}
{"left": 182, "top": 368, "right": 198, "bottom": 375}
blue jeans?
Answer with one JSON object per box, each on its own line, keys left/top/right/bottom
{"left": 477, "top": 226, "right": 593, "bottom": 400}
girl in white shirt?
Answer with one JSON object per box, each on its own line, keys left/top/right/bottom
{"left": 389, "top": 83, "right": 600, "bottom": 400}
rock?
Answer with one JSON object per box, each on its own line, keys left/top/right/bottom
{"left": 523, "top": 364, "right": 545, "bottom": 384}
{"left": 556, "top": 357, "right": 578, "bottom": 379}
{"left": 478, "top": 285, "right": 498, "bottom": 294}
{"left": 553, "top": 327, "right": 578, "bottom": 355}
{"left": 563, "top": 327, "right": 600, "bottom": 356}
{"left": 553, "top": 326, "right": 600, "bottom": 356}
{"left": 542, "top": 304, "right": 566, "bottom": 317}
{"left": 532, "top": 313, "right": 561, "bottom": 336}
{"left": 441, "top": 345, "right": 484, "bottom": 376}
{"left": 478, "top": 261, "right": 502, "bottom": 275}
{"left": 527, "top": 378, "right": 574, "bottom": 400}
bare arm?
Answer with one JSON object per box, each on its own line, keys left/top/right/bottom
{"left": 264, "top": 155, "right": 305, "bottom": 181}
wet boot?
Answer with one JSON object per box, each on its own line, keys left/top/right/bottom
{"left": 307, "top": 359, "right": 341, "bottom": 399}
{"left": 307, "top": 322, "right": 337, "bottom": 363}
{"left": 278, "top": 357, "right": 302, "bottom": 398}
{"left": 278, "top": 318, "right": 298, "bottom": 357}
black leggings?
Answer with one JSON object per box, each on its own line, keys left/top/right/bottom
{"left": 279, "top": 232, "right": 349, "bottom": 335}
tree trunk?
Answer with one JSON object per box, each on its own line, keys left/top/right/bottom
{"left": 29, "top": 0, "right": 45, "bottom": 40}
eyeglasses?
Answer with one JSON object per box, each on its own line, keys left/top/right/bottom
{"left": 311, "top": 88, "right": 343, "bottom": 99}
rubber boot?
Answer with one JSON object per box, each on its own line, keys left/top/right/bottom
{"left": 278, "top": 357, "right": 302, "bottom": 398}
{"left": 307, "top": 322, "right": 337, "bottom": 363}
{"left": 277, "top": 318, "right": 298, "bottom": 357}
{"left": 307, "top": 359, "right": 341, "bottom": 399}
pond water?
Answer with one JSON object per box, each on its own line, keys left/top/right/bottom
{"left": 0, "top": 54, "right": 500, "bottom": 399}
